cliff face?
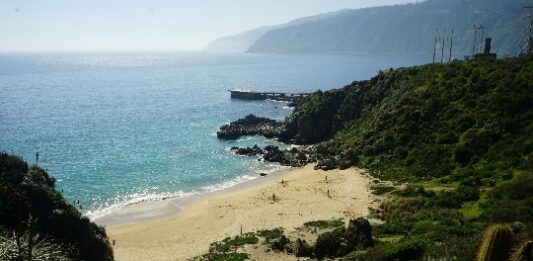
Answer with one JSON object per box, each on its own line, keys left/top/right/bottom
{"left": 247, "top": 0, "right": 524, "bottom": 56}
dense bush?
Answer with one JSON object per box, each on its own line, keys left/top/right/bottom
{"left": 482, "top": 174, "right": 533, "bottom": 223}
{"left": 0, "top": 153, "right": 114, "bottom": 261}
{"left": 314, "top": 227, "right": 345, "bottom": 259}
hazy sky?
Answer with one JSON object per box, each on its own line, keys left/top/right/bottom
{"left": 0, "top": 0, "right": 419, "bottom": 52}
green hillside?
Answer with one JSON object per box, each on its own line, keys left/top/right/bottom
{"left": 278, "top": 57, "right": 532, "bottom": 258}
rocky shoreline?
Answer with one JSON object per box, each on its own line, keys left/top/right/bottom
{"left": 218, "top": 114, "right": 340, "bottom": 171}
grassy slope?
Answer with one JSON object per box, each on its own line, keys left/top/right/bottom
{"left": 283, "top": 57, "right": 533, "bottom": 259}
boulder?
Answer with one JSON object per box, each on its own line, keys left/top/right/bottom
{"left": 314, "top": 157, "right": 337, "bottom": 171}
{"left": 344, "top": 217, "right": 373, "bottom": 251}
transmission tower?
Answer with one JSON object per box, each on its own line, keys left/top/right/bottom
{"left": 523, "top": 3, "right": 533, "bottom": 55}
{"left": 472, "top": 25, "right": 485, "bottom": 57}
{"left": 449, "top": 29, "right": 454, "bottom": 62}
{"left": 432, "top": 28, "right": 454, "bottom": 63}
{"left": 433, "top": 29, "right": 438, "bottom": 63}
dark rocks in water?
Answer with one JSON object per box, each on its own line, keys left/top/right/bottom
{"left": 230, "top": 145, "right": 263, "bottom": 156}
{"left": 314, "top": 157, "right": 337, "bottom": 171}
{"left": 217, "top": 114, "right": 282, "bottom": 140}
{"left": 343, "top": 218, "right": 374, "bottom": 251}
{"left": 263, "top": 146, "right": 284, "bottom": 162}
{"left": 260, "top": 173, "right": 268, "bottom": 177}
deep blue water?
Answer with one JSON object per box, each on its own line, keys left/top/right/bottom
{"left": 0, "top": 51, "right": 426, "bottom": 218}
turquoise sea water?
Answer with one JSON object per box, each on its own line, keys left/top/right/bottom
{"left": 0, "top": 52, "right": 426, "bottom": 219}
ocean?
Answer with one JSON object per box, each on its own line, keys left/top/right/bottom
{"left": 0, "top": 51, "right": 426, "bottom": 219}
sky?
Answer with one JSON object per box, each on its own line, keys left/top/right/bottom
{"left": 0, "top": 0, "right": 419, "bottom": 52}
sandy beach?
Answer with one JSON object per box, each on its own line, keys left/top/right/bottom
{"left": 107, "top": 165, "right": 375, "bottom": 261}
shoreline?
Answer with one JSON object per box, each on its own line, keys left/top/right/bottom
{"left": 94, "top": 166, "right": 291, "bottom": 227}
{"left": 107, "top": 164, "right": 376, "bottom": 261}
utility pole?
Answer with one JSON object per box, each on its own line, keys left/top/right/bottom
{"left": 449, "top": 29, "right": 454, "bottom": 62}
{"left": 479, "top": 25, "right": 485, "bottom": 54}
{"left": 433, "top": 28, "right": 438, "bottom": 63}
{"left": 525, "top": 4, "right": 533, "bottom": 55}
{"left": 472, "top": 25, "right": 484, "bottom": 57}
{"left": 441, "top": 29, "right": 446, "bottom": 63}
{"left": 472, "top": 25, "right": 478, "bottom": 57}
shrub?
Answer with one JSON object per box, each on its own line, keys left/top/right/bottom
{"left": 304, "top": 218, "right": 344, "bottom": 229}
{"left": 256, "top": 228, "right": 283, "bottom": 243}
{"left": 222, "top": 233, "right": 258, "bottom": 247}
{"left": 360, "top": 238, "right": 426, "bottom": 261}
{"left": 314, "top": 228, "right": 345, "bottom": 259}
{"left": 454, "top": 143, "right": 472, "bottom": 166}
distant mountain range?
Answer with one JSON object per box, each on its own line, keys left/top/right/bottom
{"left": 206, "top": 0, "right": 527, "bottom": 57}
{"left": 205, "top": 10, "right": 350, "bottom": 52}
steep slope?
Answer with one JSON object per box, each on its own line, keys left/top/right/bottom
{"left": 248, "top": 0, "right": 525, "bottom": 56}
{"left": 280, "top": 57, "right": 532, "bottom": 259}
{"left": 283, "top": 57, "right": 532, "bottom": 178}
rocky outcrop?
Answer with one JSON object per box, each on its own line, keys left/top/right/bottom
{"left": 229, "top": 145, "right": 310, "bottom": 167}
{"left": 264, "top": 146, "right": 308, "bottom": 167}
{"left": 217, "top": 114, "right": 283, "bottom": 140}
{"left": 230, "top": 145, "right": 264, "bottom": 156}
{"left": 280, "top": 89, "right": 350, "bottom": 144}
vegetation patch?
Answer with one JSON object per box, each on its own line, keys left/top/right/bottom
{"left": 256, "top": 227, "right": 284, "bottom": 243}
{"left": 371, "top": 185, "right": 396, "bottom": 195}
{"left": 303, "top": 218, "right": 344, "bottom": 229}
{"left": 193, "top": 233, "right": 258, "bottom": 261}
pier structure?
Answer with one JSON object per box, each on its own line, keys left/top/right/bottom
{"left": 228, "top": 89, "right": 311, "bottom": 103}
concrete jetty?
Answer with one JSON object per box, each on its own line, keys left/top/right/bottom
{"left": 228, "top": 89, "right": 311, "bottom": 102}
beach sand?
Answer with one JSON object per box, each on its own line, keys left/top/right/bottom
{"left": 107, "top": 165, "right": 375, "bottom": 261}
